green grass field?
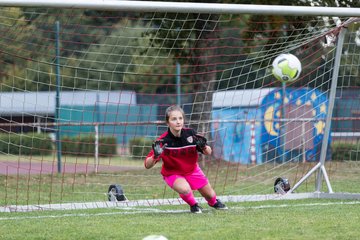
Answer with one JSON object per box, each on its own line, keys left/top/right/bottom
{"left": 1, "top": 198, "right": 359, "bottom": 240}
{"left": 1, "top": 157, "right": 360, "bottom": 240}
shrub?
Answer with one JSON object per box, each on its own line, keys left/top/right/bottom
{"left": 61, "top": 135, "right": 117, "bottom": 156}
{"left": 0, "top": 133, "right": 53, "bottom": 155}
{"left": 331, "top": 141, "right": 360, "bottom": 161}
{"left": 129, "top": 137, "right": 153, "bottom": 160}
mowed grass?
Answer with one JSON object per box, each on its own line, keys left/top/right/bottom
{"left": 1, "top": 156, "right": 360, "bottom": 239}
{"left": 1, "top": 199, "right": 360, "bottom": 240}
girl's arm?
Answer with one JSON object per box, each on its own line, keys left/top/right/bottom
{"left": 144, "top": 155, "right": 159, "bottom": 169}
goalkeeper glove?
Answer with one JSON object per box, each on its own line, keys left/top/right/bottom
{"left": 194, "top": 134, "right": 207, "bottom": 150}
{"left": 152, "top": 140, "right": 167, "bottom": 159}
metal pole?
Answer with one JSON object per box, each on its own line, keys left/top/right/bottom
{"left": 37, "top": 116, "right": 41, "bottom": 134}
{"left": 281, "top": 82, "right": 286, "bottom": 163}
{"left": 176, "top": 62, "right": 181, "bottom": 106}
{"left": 290, "top": 27, "right": 347, "bottom": 194}
{"left": 315, "top": 27, "right": 347, "bottom": 192}
{"left": 0, "top": 1, "right": 359, "bottom": 17}
{"left": 94, "top": 124, "right": 99, "bottom": 173}
{"left": 302, "top": 122, "right": 306, "bottom": 163}
{"left": 94, "top": 92, "right": 100, "bottom": 173}
{"left": 55, "top": 21, "right": 62, "bottom": 174}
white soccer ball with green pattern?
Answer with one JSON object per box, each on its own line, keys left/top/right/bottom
{"left": 272, "top": 53, "right": 302, "bottom": 82}
{"left": 142, "top": 235, "right": 168, "bottom": 240}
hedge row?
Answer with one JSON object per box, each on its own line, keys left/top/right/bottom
{"left": 1, "top": 133, "right": 358, "bottom": 161}
{"left": 0, "top": 133, "right": 117, "bottom": 156}
{"left": 0, "top": 133, "right": 53, "bottom": 155}
{"left": 129, "top": 137, "right": 153, "bottom": 160}
{"left": 331, "top": 142, "right": 360, "bottom": 161}
{"left": 61, "top": 135, "right": 117, "bottom": 156}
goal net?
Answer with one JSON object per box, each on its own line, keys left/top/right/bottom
{"left": 1, "top": 1, "right": 360, "bottom": 212}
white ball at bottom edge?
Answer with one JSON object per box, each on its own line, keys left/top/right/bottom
{"left": 142, "top": 235, "right": 168, "bottom": 240}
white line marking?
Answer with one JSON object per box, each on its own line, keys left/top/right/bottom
{"left": 4, "top": 192, "right": 360, "bottom": 213}
{"left": 1, "top": 201, "right": 360, "bottom": 221}
{"left": 230, "top": 200, "right": 360, "bottom": 210}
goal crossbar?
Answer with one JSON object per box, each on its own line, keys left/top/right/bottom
{"left": 0, "top": 0, "right": 359, "bottom": 16}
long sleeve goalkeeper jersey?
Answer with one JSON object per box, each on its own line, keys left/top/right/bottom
{"left": 145, "top": 128, "right": 205, "bottom": 176}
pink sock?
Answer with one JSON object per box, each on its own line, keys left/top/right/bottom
{"left": 180, "top": 191, "right": 197, "bottom": 206}
{"left": 207, "top": 195, "right": 217, "bottom": 206}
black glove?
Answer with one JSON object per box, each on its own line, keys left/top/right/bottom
{"left": 194, "top": 134, "right": 207, "bottom": 150}
{"left": 152, "top": 140, "right": 167, "bottom": 159}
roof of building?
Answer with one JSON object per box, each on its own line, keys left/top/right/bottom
{"left": 212, "top": 88, "right": 276, "bottom": 108}
{"left": 1, "top": 88, "right": 277, "bottom": 116}
{"left": 0, "top": 91, "right": 137, "bottom": 116}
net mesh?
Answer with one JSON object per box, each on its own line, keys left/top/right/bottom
{"left": 0, "top": 6, "right": 359, "bottom": 211}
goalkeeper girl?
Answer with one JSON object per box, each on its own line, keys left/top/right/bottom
{"left": 144, "top": 105, "right": 227, "bottom": 213}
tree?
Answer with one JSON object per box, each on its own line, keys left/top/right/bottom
{"left": 0, "top": 7, "right": 130, "bottom": 91}
{"left": 220, "top": 0, "right": 360, "bottom": 88}
{"left": 141, "top": 0, "right": 360, "bottom": 135}
{"left": 142, "top": 10, "right": 221, "bottom": 133}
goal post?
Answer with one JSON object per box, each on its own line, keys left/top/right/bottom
{"left": 1, "top": 1, "right": 360, "bottom": 212}
{"left": 0, "top": 0, "right": 359, "bottom": 16}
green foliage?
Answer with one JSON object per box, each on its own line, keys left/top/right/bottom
{"left": 129, "top": 137, "right": 153, "bottom": 160}
{"left": 0, "top": 133, "right": 53, "bottom": 155}
{"left": 0, "top": 8, "right": 129, "bottom": 92}
{"left": 0, "top": 133, "right": 117, "bottom": 156}
{"left": 122, "top": 33, "right": 179, "bottom": 94}
{"left": 64, "top": 20, "right": 144, "bottom": 91}
{"left": 61, "top": 135, "right": 117, "bottom": 156}
{"left": 331, "top": 141, "right": 360, "bottom": 161}
{"left": 1, "top": 2, "right": 360, "bottom": 93}
{"left": 143, "top": 11, "right": 219, "bottom": 63}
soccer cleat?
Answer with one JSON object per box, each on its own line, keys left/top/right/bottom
{"left": 210, "top": 199, "right": 228, "bottom": 210}
{"left": 190, "top": 203, "right": 203, "bottom": 213}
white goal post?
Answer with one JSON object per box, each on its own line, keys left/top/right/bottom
{"left": 0, "top": 0, "right": 358, "bottom": 16}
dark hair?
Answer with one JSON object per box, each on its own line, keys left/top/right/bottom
{"left": 165, "top": 105, "right": 185, "bottom": 123}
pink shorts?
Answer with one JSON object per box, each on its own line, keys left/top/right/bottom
{"left": 163, "top": 166, "right": 209, "bottom": 190}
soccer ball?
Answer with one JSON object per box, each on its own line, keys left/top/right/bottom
{"left": 272, "top": 53, "right": 302, "bottom": 82}
{"left": 142, "top": 235, "right": 168, "bottom": 240}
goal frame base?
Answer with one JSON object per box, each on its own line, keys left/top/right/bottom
{"left": 2, "top": 192, "right": 360, "bottom": 213}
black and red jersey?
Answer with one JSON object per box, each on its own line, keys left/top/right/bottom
{"left": 146, "top": 128, "right": 204, "bottom": 176}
